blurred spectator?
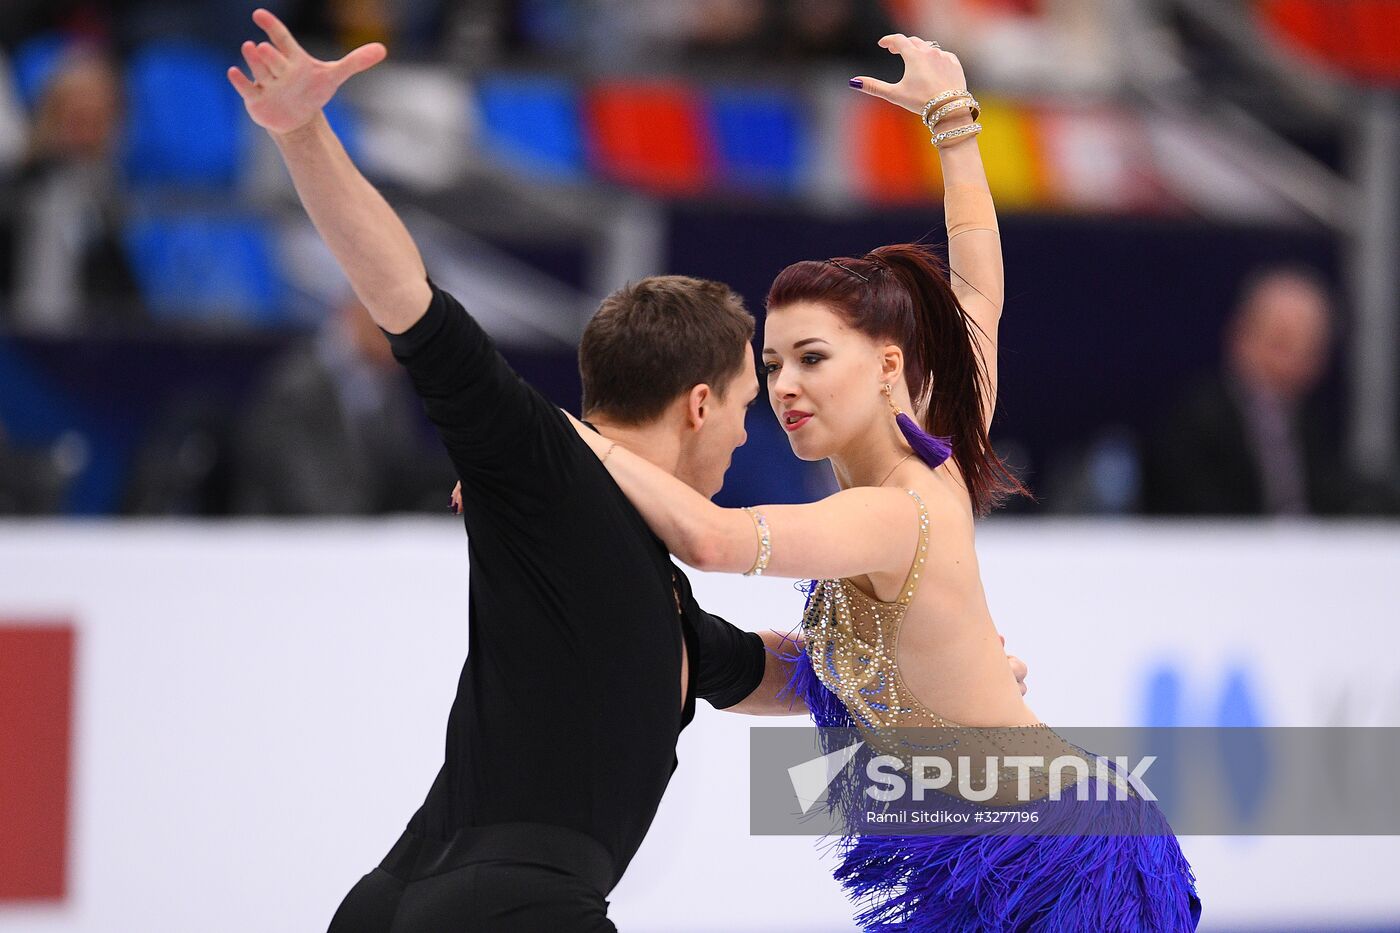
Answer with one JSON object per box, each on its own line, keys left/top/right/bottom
{"left": 3, "top": 47, "right": 141, "bottom": 332}
{"left": 0, "top": 49, "right": 26, "bottom": 173}
{"left": 232, "top": 294, "right": 455, "bottom": 515}
{"left": 1140, "top": 267, "right": 1383, "bottom": 516}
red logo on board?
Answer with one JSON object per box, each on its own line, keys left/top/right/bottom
{"left": 0, "top": 622, "right": 74, "bottom": 901}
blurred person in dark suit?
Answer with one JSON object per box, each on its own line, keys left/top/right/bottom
{"left": 232, "top": 292, "right": 454, "bottom": 514}
{"left": 1141, "top": 267, "right": 1364, "bottom": 515}
{"left": 3, "top": 47, "right": 141, "bottom": 332}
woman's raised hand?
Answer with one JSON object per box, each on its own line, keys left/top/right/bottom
{"left": 851, "top": 34, "right": 970, "bottom": 116}
{"left": 227, "top": 8, "right": 386, "bottom": 136}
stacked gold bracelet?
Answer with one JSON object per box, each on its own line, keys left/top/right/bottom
{"left": 920, "top": 90, "right": 980, "bottom": 130}
{"left": 919, "top": 89, "right": 971, "bottom": 126}
{"left": 920, "top": 89, "right": 984, "bottom": 149}
{"left": 931, "top": 121, "right": 982, "bottom": 149}
{"left": 741, "top": 507, "right": 771, "bottom": 576}
{"left": 928, "top": 96, "right": 980, "bottom": 127}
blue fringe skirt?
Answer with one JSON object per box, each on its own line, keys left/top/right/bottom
{"left": 778, "top": 646, "right": 1202, "bottom": 933}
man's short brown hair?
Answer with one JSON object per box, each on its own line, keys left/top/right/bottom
{"left": 579, "top": 275, "right": 755, "bottom": 424}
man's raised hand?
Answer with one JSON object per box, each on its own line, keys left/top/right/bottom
{"left": 226, "top": 8, "right": 386, "bottom": 136}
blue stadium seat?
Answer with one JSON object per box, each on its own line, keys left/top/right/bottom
{"left": 124, "top": 216, "right": 288, "bottom": 326}
{"left": 121, "top": 39, "right": 361, "bottom": 183}
{"left": 123, "top": 43, "right": 247, "bottom": 189}
{"left": 707, "top": 90, "right": 804, "bottom": 193}
{"left": 121, "top": 40, "right": 361, "bottom": 189}
{"left": 475, "top": 76, "right": 585, "bottom": 179}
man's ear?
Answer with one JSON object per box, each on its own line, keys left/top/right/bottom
{"left": 686, "top": 383, "right": 712, "bottom": 431}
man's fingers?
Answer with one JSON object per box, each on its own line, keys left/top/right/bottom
{"left": 257, "top": 41, "right": 288, "bottom": 77}
{"left": 242, "top": 41, "right": 272, "bottom": 84}
{"left": 253, "top": 7, "right": 304, "bottom": 56}
{"left": 334, "top": 42, "right": 387, "bottom": 80}
{"left": 226, "top": 66, "right": 257, "bottom": 99}
{"left": 850, "top": 75, "right": 897, "bottom": 103}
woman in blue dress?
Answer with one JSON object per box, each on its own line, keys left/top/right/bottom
{"left": 569, "top": 34, "right": 1202, "bottom": 932}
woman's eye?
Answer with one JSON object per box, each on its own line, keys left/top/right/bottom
{"left": 761, "top": 362, "right": 779, "bottom": 375}
{"left": 801, "top": 354, "right": 823, "bottom": 365}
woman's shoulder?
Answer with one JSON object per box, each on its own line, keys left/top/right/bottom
{"left": 908, "top": 469, "right": 975, "bottom": 528}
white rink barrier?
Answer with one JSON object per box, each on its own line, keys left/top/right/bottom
{"left": 1, "top": 519, "right": 1397, "bottom": 932}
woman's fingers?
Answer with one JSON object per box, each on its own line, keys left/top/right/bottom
{"left": 242, "top": 40, "right": 272, "bottom": 85}
{"left": 879, "top": 33, "right": 918, "bottom": 56}
{"left": 257, "top": 41, "right": 287, "bottom": 78}
{"left": 332, "top": 42, "right": 387, "bottom": 81}
{"left": 253, "top": 7, "right": 304, "bottom": 57}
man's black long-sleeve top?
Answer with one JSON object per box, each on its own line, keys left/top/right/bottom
{"left": 380, "top": 282, "right": 766, "bottom": 889}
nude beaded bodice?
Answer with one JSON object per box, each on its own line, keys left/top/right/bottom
{"left": 801, "top": 488, "right": 953, "bottom": 734}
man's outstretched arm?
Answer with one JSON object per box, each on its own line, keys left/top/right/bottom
{"left": 227, "top": 8, "right": 427, "bottom": 332}
{"left": 722, "top": 630, "right": 809, "bottom": 716}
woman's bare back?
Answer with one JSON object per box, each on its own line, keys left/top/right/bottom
{"left": 851, "top": 464, "right": 1040, "bottom": 728}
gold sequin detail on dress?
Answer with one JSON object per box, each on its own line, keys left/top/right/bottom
{"left": 801, "top": 489, "right": 942, "bottom": 733}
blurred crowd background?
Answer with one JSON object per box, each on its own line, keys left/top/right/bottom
{"left": 0, "top": 0, "right": 1397, "bottom": 518}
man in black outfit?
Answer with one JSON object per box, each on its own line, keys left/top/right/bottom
{"left": 229, "top": 11, "right": 1025, "bottom": 930}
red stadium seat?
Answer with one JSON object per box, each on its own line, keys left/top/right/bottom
{"left": 585, "top": 83, "right": 714, "bottom": 196}
{"left": 1256, "top": 0, "right": 1400, "bottom": 84}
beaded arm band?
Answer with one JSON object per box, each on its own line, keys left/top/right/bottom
{"left": 741, "top": 507, "right": 772, "bottom": 576}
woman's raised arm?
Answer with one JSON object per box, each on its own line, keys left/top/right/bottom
{"left": 852, "top": 35, "right": 1003, "bottom": 433}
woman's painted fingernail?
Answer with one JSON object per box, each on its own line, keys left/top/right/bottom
{"left": 849, "top": 78, "right": 863, "bottom": 89}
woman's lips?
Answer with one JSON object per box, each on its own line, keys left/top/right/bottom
{"left": 783, "top": 412, "right": 813, "bottom": 433}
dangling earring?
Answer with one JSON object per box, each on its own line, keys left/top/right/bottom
{"left": 883, "top": 383, "right": 953, "bottom": 469}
